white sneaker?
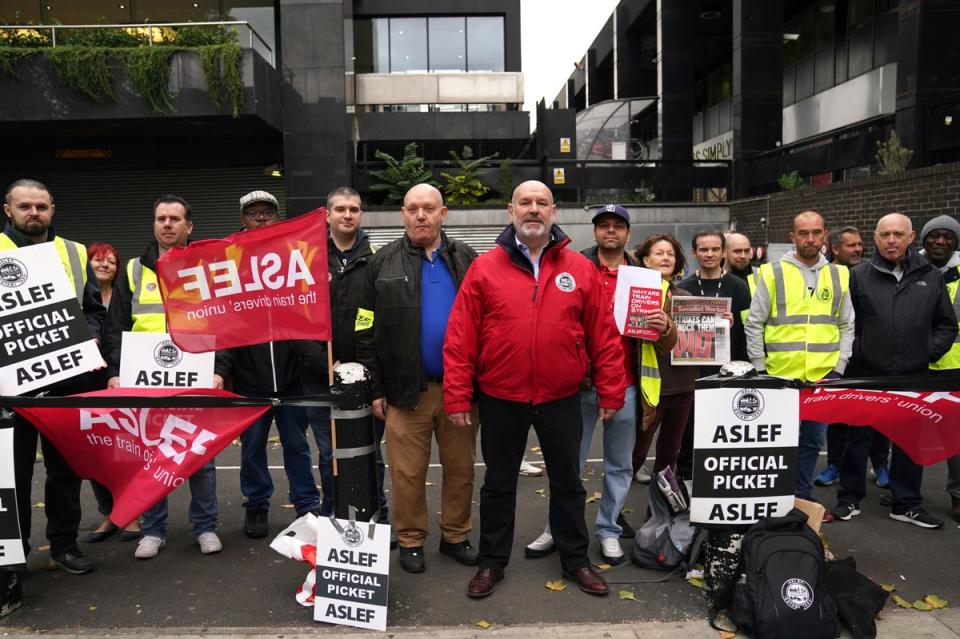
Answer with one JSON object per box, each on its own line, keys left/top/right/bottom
{"left": 599, "top": 536, "right": 624, "bottom": 565}
{"left": 634, "top": 465, "right": 652, "bottom": 484}
{"left": 524, "top": 531, "right": 555, "bottom": 558}
{"left": 519, "top": 460, "right": 543, "bottom": 477}
{"left": 197, "top": 532, "right": 223, "bottom": 554}
{"left": 135, "top": 535, "right": 165, "bottom": 559}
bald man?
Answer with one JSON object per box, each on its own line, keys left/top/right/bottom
{"left": 724, "top": 232, "right": 755, "bottom": 284}
{"left": 746, "top": 211, "right": 855, "bottom": 505}
{"left": 355, "top": 183, "right": 480, "bottom": 573}
{"left": 831, "top": 213, "right": 957, "bottom": 529}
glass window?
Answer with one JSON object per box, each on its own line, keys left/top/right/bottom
{"left": 1, "top": 2, "right": 42, "bottom": 22}
{"left": 353, "top": 17, "right": 388, "bottom": 73}
{"left": 847, "top": 23, "right": 873, "bottom": 77}
{"left": 797, "top": 10, "right": 815, "bottom": 59}
{"left": 784, "top": 17, "right": 799, "bottom": 67}
{"left": 466, "top": 16, "right": 504, "bottom": 72}
{"left": 428, "top": 17, "right": 465, "bottom": 71}
{"left": 222, "top": 1, "right": 276, "bottom": 61}
{"left": 848, "top": 0, "right": 873, "bottom": 30}
{"left": 43, "top": 0, "right": 130, "bottom": 24}
{"left": 815, "top": 3, "right": 835, "bottom": 51}
{"left": 390, "top": 17, "right": 427, "bottom": 73}
{"left": 135, "top": 0, "right": 219, "bottom": 23}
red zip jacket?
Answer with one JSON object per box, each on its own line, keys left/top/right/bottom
{"left": 443, "top": 224, "right": 626, "bottom": 414}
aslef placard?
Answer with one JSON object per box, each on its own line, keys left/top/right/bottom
{"left": 119, "top": 332, "right": 214, "bottom": 388}
{"left": 690, "top": 385, "right": 799, "bottom": 527}
{"left": 0, "top": 428, "right": 25, "bottom": 566}
{"left": 315, "top": 517, "right": 390, "bottom": 631}
{"left": 0, "top": 243, "right": 104, "bottom": 395}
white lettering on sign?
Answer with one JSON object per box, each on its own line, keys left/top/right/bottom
{"left": 79, "top": 409, "right": 215, "bottom": 466}
{"left": 178, "top": 250, "right": 315, "bottom": 301}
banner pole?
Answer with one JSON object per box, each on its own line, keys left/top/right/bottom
{"left": 327, "top": 340, "right": 338, "bottom": 477}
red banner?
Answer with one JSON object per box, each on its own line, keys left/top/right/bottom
{"left": 156, "top": 210, "right": 332, "bottom": 352}
{"left": 800, "top": 387, "right": 960, "bottom": 465}
{"left": 15, "top": 388, "right": 269, "bottom": 527}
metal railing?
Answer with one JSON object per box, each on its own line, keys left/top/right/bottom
{"left": 0, "top": 20, "right": 274, "bottom": 65}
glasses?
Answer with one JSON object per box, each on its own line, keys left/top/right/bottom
{"left": 242, "top": 207, "right": 279, "bottom": 219}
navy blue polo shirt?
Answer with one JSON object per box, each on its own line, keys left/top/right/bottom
{"left": 420, "top": 243, "right": 457, "bottom": 377}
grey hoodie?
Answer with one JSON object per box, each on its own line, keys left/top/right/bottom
{"left": 744, "top": 251, "right": 855, "bottom": 377}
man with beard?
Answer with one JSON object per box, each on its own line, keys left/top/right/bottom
{"left": 443, "top": 181, "right": 626, "bottom": 598}
{"left": 724, "top": 232, "right": 756, "bottom": 292}
{"left": 918, "top": 215, "right": 960, "bottom": 523}
{"left": 746, "top": 211, "right": 854, "bottom": 504}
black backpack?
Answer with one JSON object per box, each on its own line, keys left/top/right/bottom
{"left": 720, "top": 508, "right": 839, "bottom": 639}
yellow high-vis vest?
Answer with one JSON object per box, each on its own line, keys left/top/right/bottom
{"left": 639, "top": 279, "right": 671, "bottom": 407}
{"left": 931, "top": 273, "right": 960, "bottom": 371}
{"left": 0, "top": 234, "right": 87, "bottom": 302}
{"left": 740, "top": 269, "right": 760, "bottom": 324}
{"left": 127, "top": 258, "right": 167, "bottom": 333}
{"left": 759, "top": 260, "right": 848, "bottom": 382}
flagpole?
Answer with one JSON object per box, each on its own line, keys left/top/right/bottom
{"left": 327, "top": 340, "right": 338, "bottom": 476}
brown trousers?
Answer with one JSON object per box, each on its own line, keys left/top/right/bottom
{"left": 385, "top": 382, "right": 478, "bottom": 547}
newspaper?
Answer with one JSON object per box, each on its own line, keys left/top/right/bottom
{"left": 670, "top": 297, "right": 731, "bottom": 366}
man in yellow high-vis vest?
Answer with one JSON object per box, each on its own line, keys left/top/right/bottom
{"left": 745, "top": 211, "right": 854, "bottom": 505}
{"left": 1, "top": 179, "right": 106, "bottom": 615}
{"left": 104, "top": 195, "right": 221, "bottom": 560}
{"left": 918, "top": 214, "right": 960, "bottom": 523}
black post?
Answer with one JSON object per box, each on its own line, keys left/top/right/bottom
{"left": 329, "top": 363, "right": 379, "bottom": 522}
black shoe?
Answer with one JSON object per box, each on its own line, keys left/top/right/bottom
{"left": 439, "top": 539, "right": 478, "bottom": 566}
{"left": 879, "top": 493, "right": 893, "bottom": 508}
{"left": 119, "top": 529, "right": 143, "bottom": 542}
{"left": 398, "top": 546, "right": 426, "bottom": 573}
{"left": 84, "top": 526, "right": 118, "bottom": 544}
{"left": 0, "top": 571, "right": 22, "bottom": 617}
{"left": 617, "top": 512, "right": 636, "bottom": 539}
{"left": 244, "top": 508, "right": 269, "bottom": 539}
{"left": 50, "top": 549, "right": 95, "bottom": 575}
{"left": 889, "top": 508, "right": 944, "bottom": 529}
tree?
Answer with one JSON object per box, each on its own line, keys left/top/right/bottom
{"left": 777, "top": 170, "right": 806, "bottom": 191}
{"left": 368, "top": 143, "right": 437, "bottom": 204}
{"left": 875, "top": 130, "right": 913, "bottom": 176}
{"left": 440, "top": 146, "right": 498, "bottom": 205}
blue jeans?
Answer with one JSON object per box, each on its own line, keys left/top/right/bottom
{"left": 238, "top": 399, "right": 320, "bottom": 515}
{"left": 141, "top": 460, "right": 218, "bottom": 537}
{"left": 303, "top": 382, "right": 389, "bottom": 520}
{"left": 578, "top": 386, "right": 637, "bottom": 539}
{"left": 795, "top": 420, "right": 827, "bottom": 500}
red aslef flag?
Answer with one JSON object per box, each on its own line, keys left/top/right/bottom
{"left": 155, "top": 210, "right": 331, "bottom": 353}
{"left": 16, "top": 388, "right": 270, "bottom": 527}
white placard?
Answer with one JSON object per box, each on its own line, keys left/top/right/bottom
{"left": 612, "top": 265, "right": 663, "bottom": 339}
{"left": 314, "top": 518, "right": 391, "bottom": 631}
{"left": 0, "top": 243, "right": 104, "bottom": 395}
{"left": 690, "top": 385, "right": 799, "bottom": 527}
{"left": 119, "top": 332, "right": 214, "bottom": 388}
{"left": 0, "top": 428, "right": 25, "bottom": 566}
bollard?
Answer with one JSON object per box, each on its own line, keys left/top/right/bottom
{"left": 329, "top": 362, "right": 380, "bottom": 522}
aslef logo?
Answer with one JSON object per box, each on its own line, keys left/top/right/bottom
{"left": 781, "top": 578, "right": 814, "bottom": 610}
{"left": 0, "top": 257, "right": 28, "bottom": 288}
{"left": 153, "top": 341, "right": 183, "bottom": 368}
{"left": 341, "top": 521, "right": 364, "bottom": 548}
{"left": 732, "top": 388, "right": 764, "bottom": 421}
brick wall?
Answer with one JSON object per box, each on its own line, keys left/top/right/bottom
{"left": 730, "top": 162, "right": 960, "bottom": 251}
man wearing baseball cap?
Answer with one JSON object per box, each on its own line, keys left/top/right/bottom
{"left": 524, "top": 204, "right": 640, "bottom": 565}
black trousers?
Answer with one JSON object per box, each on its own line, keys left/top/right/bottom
{"left": 11, "top": 410, "right": 83, "bottom": 559}
{"left": 477, "top": 392, "right": 589, "bottom": 573}
{"left": 827, "top": 423, "right": 889, "bottom": 469}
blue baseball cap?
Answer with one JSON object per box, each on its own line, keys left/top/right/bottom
{"left": 591, "top": 204, "right": 630, "bottom": 228}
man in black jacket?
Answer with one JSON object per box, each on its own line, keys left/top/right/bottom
{"left": 831, "top": 213, "right": 958, "bottom": 529}
{"left": 214, "top": 191, "right": 321, "bottom": 539}
{"left": 355, "top": 183, "right": 478, "bottom": 573}
{"left": 297, "top": 187, "right": 388, "bottom": 522}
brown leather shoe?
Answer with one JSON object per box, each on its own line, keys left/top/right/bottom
{"left": 562, "top": 566, "right": 609, "bottom": 596}
{"left": 952, "top": 496, "right": 960, "bottom": 524}
{"left": 467, "top": 567, "right": 503, "bottom": 598}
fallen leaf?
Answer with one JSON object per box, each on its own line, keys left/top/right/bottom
{"left": 88, "top": 605, "right": 97, "bottom": 611}
{"left": 618, "top": 590, "right": 637, "bottom": 601}
{"left": 474, "top": 620, "right": 492, "bottom": 629}
{"left": 880, "top": 584, "right": 896, "bottom": 592}
{"left": 268, "top": 436, "right": 280, "bottom": 443}
{"left": 912, "top": 600, "right": 932, "bottom": 611}
{"left": 892, "top": 595, "right": 912, "bottom": 609}
{"left": 924, "top": 595, "right": 948, "bottom": 609}
{"left": 33, "top": 501, "right": 44, "bottom": 509}
{"left": 425, "top": 481, "right": 436, "bottom": 486}
{"left": 281, "top": 503, "right": 295, "bottom": 509}
{"left": 622, "top": 507, "right": 634, "bottom": 514}
{"left": 38, "top": 544, "right": 50, "bottom": 552}
{"left": 688, "top": 577, "right": 705, "bottom": 589}
{"left": 535, "top": 488, "right": 546, "bottom": 498}
{"left": 530, "top": 447, "right": 541, "bottom": 453}
{"left": 545, "top": 580, "right": 567, "bottom": 592}
{"left": 719, "top": 631, "right": 736, "bottom": 639}
{"left": 594, "top": 562, "right": 611, "bottom": 570}
{"left": 585, "top": 492, "right": 602, "bottom": 503}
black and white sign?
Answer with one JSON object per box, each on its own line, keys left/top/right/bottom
{"left": 0, "top": 243, "right": 104, "bottom": 395}
{"left": 0, "top": 428, "right": 25, "bottom": 566}
{"left": 314, "top": 518, "right": 390, "bottom": 631}
{"left": 119, "top": 332, "right": 214, "bottom": 388}
{"left": 690, "top": 385, "right": 799, "bottom": 527}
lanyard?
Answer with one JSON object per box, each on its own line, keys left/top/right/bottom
{"left": 695, "top": 270, "right": 723, "bottom": 298}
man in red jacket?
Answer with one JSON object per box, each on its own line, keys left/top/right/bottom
{"left": 444, "top": 180, "right": 625, "bottom": 599}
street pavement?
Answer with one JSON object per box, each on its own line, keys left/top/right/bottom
{"left": 2, "top": 424, "right": 959, "bottom": 637}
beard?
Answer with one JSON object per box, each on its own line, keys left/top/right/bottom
{"left": 14, "top": 218, "right": 49, "bottom": 238}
